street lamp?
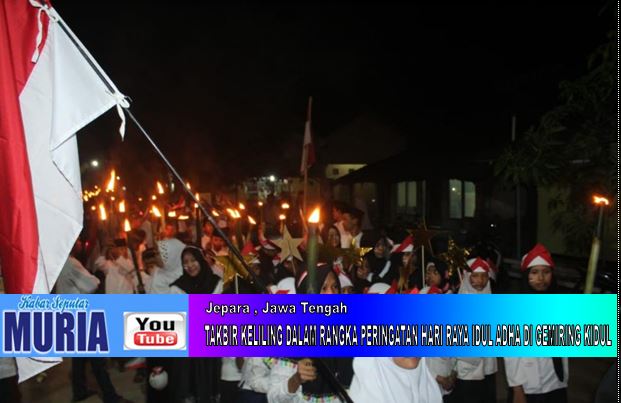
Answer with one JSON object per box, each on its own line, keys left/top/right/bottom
{"left": 90, "top": 159, "right": 99, "bottom": 168}
{"left": 585, "top": 195, "right": 610, "bottom": 294}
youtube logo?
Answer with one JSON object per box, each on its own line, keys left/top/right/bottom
{"left": 124, "top": 312, "right": 186, "bottom": 350}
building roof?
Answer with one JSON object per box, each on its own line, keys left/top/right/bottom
{"left": 335, "top": 148, "right": 495, "bottom": 184}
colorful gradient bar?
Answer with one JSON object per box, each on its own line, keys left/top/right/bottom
{"left": 0, "top": 294, "right": 616, "bottom": 357}
{"left": 189, "top": 294, "right": 617, "bottom": 357}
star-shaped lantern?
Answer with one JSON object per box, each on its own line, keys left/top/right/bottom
{"left": 215, "top": 254, "right": 253, "bottom": 286}
{"left": 437, "top": 237, "right": 472, "bottom": 279}
{"left": 273, "top": 225, "right": 304, "bottom": 262}
{"left": 406, "top": 222, "right": 444, "bottom": 256}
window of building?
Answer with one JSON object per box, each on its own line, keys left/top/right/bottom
{"left": 449, "top": 179, "right": 476, "bottom": 219}
{"left": 396, "top": 181, "right": 418, "bottom": 213}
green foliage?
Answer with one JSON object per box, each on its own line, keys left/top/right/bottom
{"left": 495, "top": 26, "right": 617, "bottom": 254}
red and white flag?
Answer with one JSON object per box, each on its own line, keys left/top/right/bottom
{"left": 300, "top": 96, "right": 316, "bottom": 175}
{"left": 0, "top": 0, "right": 125, "bottom": 381}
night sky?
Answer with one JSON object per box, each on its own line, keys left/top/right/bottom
{"left": 52, "top": 2, "right": 612, "bottom": 192}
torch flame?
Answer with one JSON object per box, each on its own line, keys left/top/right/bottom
{"left": 258, "top": 201, "right": 264, "bottom": 207}
{"left": 151, "top": 195, "right": 157, "bottom": 201}
{"left": 308, "top": 207, "right": 320, "bottom": 224}
{"left": 98, "top": 203, "right": 107, "bottom": 221}
{"left": 105, "top": 170, "right": 116, "bottom": 192}
{"left": 178, "top": 214, "right": 190, "bottom": 220}
{"left": 278, "top": 214, "right": 286, "bottom": 221}
{"left": 248, "top": 216, "right": 256, "bottom": 225}
{"left": 593, "top": 195, "right": 610, "bottom": 206}
{"left": 186, "top": 182, "right": 191, "bottom": 190}
{"left": 151, "top": 206, "right": 162, "bottom": 217}
{"left": 168, "top": 211, "right": 177, "bottom": 218}
{"left": 118, "top": 200, "right": 126, "bottom": 213}
{"left": 90, "top": 205, "right": 96, "bottom": 211}
{"left": 156, "top": 181, "right": 165, "bottom": 194}
{"left": 123, "top": 218, "right": 131, "bottom": 232}
{"left": 238, "top": 202, "right": 246, "bottom": 210}
{"left": 281, "top": 202, "right": 290, "bottom": 210}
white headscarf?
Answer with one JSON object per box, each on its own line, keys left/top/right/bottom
{"left": 349, "top": 357, "right": 442, "bottom": 403}
{"left": 456, "top": 271, "right": 497, "bottom": 379}
{"left": 148, "top": 238, "right": 185, "bottom": 293}
{"left": 458, "top": 271, "right": 491, "bottom": 295}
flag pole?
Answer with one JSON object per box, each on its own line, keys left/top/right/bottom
{"left": 53, "top": 16, "right": 351, "bottom": 401}
{"left": 125, "top": 109, "right": 265, "bottom": 293}
{"left": 302, "top": 96, "right": 312, "bottom": 216}
{"left": 303, "top": 167, "right": 308, "bottom": 214}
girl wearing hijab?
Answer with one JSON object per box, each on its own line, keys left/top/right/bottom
{"left": 392, "top": 236, "right": 424, "bottom": 293}
{"left": 352, "top": 232, "right": 395, "bottom": 293}
{"left": 149, "top": 234, "right": 186, "bottom": 294}
{"left": 147, "top": 246, "right": 221, "bottom": 403}
{"left": 418, "top": 260, "right": 457, "bottom": 399}
{"left": 420, "top": 259, "right": 452, "bottom": 294}
{"left": 170, "top": 246, "right": 222, "bottom": 294}
{"left": 504, "top": 244, "right": 568, "bottom": 403}
{"left": 267, "top": 265, "right": 354, "bottom": 403}
{"left": 453, "top": 258, "right": 497, "bottom": 403}
{"left": 349, "top": 357, "right": 442, "bottom": 403}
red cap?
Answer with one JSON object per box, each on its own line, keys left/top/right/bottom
{"left": 467, "top": 257, "right": 491, "bottom": 273}
{"left": 521, "top": 243, "right": 554, "bottom": 271}
{"left": 391, "top": 235, "right": 414, "bottom": 253}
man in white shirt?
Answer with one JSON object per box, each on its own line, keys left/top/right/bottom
{"left": 57, "top": 240, "right": 130, "bottom": 403}
{"left": 55, "top": 251, "right": 100, "bottom": 294}
{"left": 342, "top": 207, "right": 364, "bottom": 249}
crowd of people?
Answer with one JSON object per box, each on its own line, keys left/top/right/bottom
{"left": 0, "top": 195, "right": 591, "bottom": 403}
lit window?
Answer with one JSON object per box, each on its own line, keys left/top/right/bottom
{"left": 449, "top": 179, "right": 476, "bottom": 219}
{"left": 396, "top": 181, "right": 418, "bottom": 213}
{"left": 464, "top": 181, "right": 476, "bottom": 218}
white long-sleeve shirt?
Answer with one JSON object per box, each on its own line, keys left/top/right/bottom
{"left": 349, "top": 357, "right": 442, "bottom": 403}
{"left": 456, "top": 274, "right": 496, "bottom": 381}
{"left": 221, "top": 357, "right": 242, "bottom": 382}
{"left": 55, "top": 257, "right": 100, "bottom": 294}
{"left": 504, "top": 358, "right": 568, "bottom": 395}
{"left": 427, "top": 357, "right": 456, "bottom": 396}
{"left": 95, "top": 255, "right": 148, "bottom": 294}
{"left": 240, "top": 358, "right": 272, "bottom": 393}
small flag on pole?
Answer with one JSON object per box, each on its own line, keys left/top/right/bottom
{"left": 300, "top": 96, "right": 316, "bottom": 175}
